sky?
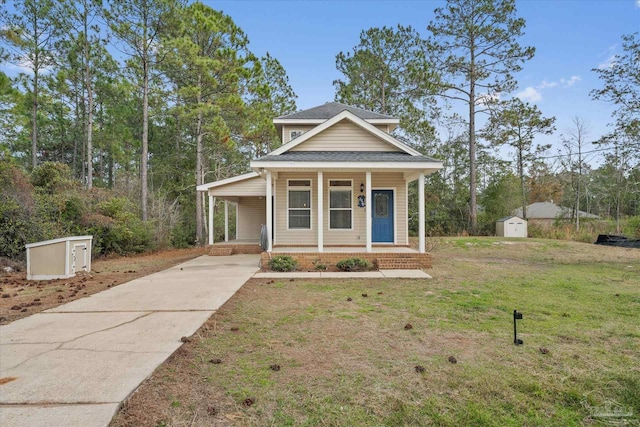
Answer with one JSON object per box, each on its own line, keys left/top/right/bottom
{"left": 206, "top": 0, "right": 640, "bottom": 164}
{"left": 2, "top": 0, "right": 639, "bottom": 164}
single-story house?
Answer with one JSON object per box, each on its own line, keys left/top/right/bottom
{"left": 513, "top": 202, "right": 600, "bottom": 220}
{"left": 197, "top": 102, "right": 443, "bottom": 267}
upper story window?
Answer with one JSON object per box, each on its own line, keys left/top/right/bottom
{"left": 290, "top": 130, "right": 304, "bottom": 140}
{"left": 288, "top": 179, "right": 312, "bottom": 229}
{"left": 329, "top": 180, "right": 352, "bottom": 230}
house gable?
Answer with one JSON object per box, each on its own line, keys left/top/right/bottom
{"left": 290, "top": 119, "right": 402, "bottom": 152}
{"left": 269, "top": 110, "right": 421, "bottom": 156}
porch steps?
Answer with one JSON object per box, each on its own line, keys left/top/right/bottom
{"left": 375, "top": 254, "right": 430, "bottom": 270}
{"left": 207, "top": 244, "right": 263, "bottom": 256}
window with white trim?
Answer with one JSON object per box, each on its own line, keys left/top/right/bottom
{"left": 329, "top": 180, "right": 352, "bottom": 229}
{"left": 288, "top": 179, "right": 311, "bottom": 229}
{"left": 290, "top": 130, "right": 304, "bottom": 140}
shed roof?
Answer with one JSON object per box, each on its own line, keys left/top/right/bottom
{"left": 513, "top": 202, "right": 600, "bottom": 219}
{"left": 496, "top": 216, "right": 525, "bottom": 222}
{"left": 25, "top": 235, "right": 93, "bottom": 249}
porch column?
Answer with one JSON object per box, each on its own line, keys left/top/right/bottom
{"left": 224, "top": 201, "right": 229, "bottom": 242}
{"left": 317, "top": 171, "right": 323, "bottom": 252}
{"left": 266, "top": 170, "right": 273, "bottom": 252}
{"left": 366, "top": 171, "right": 372, "bottom": 253}
{"left": 208, "top": 194, "right": 214, "bottom": 245}
{"left": 418, "top": 171, "right": 425, "bottom": 253}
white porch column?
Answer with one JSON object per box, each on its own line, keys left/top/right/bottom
{"left": 266, "top": 170, "right": 273, "bottom": 252}
{"left": 365, "top": 171, "right": 372, "bottom": 253}
{"left": 208, "top": 195, "right": 214, "bottom": 245}
{"left": 418, "top": 171, "right": 425, "bottom": 253}
{"left": 317, "top": 171, "right": 323, "bottom": 252}
{"left": 224, "top": 201, "right": 229, "bottom": 242}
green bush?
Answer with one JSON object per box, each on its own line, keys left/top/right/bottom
{"left": 336, "top": 257, "right": 372, "bottom": 272}
{"left": 625, "top": 216, "right": 640, "bottom": 238}
{"left": 88, "top": 197, "right": 154, "bottom": 256}
{"left": 268, "top": 255, "right": 297, "bottom": 272}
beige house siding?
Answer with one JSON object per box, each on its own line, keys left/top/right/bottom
{"left": 208, "top": 176, "right": 266, "bottom": 197}
{"left": 374, "top": 124, "right": 390, "bottom": 133}
{"left": 282, "top": 125, "right": 315, "bottom": 143}
{"left": 274, "top": 171, "right": 407, "bottom": 246}
{"left": 290, "top": 120, "right": 402, "bottom": 152}
{"left": 237, "top": 197, "right": 265, "bottom": 240}
{"left": 29, "top": 241, "right": 67, "bottom": 276}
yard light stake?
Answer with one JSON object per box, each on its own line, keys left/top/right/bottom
{"left": 513, "top": 310, "right": 523, "bottom": 345}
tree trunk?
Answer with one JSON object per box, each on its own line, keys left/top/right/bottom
{"left": 32, "top": 69, "right": 38, "bottom": 169}
{"left": 468, "top": 84, "right": 477, "bottom": 235}
{"left": 195, "top": 73, "right": 204, "bottom": 245}
{"left": 84, "top": 6, "right": 94, "bottom": 189}
{"left": 141, "top": 57, "right": 149, "bottom": 221}
{"left": 468, "top": 42, "right": 477, "bottom": 235}
{"left": 519, "top": 147, "right": 526, "bottom": 219}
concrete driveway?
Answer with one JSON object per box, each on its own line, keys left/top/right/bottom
{"left": 0, "top": 254, "right": 260, "bottom": 426}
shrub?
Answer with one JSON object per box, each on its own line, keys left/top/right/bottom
{"left": 312, "top": 259, "right": 327, "bottom": 271}
{"left": 336, "top": 257, "right": 372, "bottom": 272}
{"left": 268, "top": 255, "right": 297, "bottom": 272}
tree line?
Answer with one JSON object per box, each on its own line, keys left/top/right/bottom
{"left": 333, "top": 0, "right": 639, "bottom": 235}
{"left": 1, "top": 0, "right": 297, "bottom": 257}
{"left": 0, "top": 0, "right": 638, "bottom": 261}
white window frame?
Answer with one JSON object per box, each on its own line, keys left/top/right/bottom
{"left": 328, "top": 179, "right": 353, "bottom": 231}
{"left": 287, "top": 179, "right": 312, "bottom": 230}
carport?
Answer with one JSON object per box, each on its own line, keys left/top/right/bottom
{"left": 196, "top": 172, "right": 266, "bottom": 245}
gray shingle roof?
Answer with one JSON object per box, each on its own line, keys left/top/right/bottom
{"left": 276, "top": 102, "right": 395, "bottom": 120}
{"left": 256, "top": 151, "right": 440, "bottom": 163}
{"left": 513, "top": 202, "right": 600, "bottom": 219}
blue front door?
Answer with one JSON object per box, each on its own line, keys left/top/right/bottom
{"left": 372, "top": 190, "right": 394, "bottom": 243}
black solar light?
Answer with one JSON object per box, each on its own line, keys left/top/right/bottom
{"left": 513, "top": 310, "right": 523, "bottom": 345}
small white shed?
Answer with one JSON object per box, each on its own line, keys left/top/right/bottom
{"left": 25, "top": 236, "right": 93, "bottom": 280}
{"left": 496, "top": 216, "right": 527, "bottom": 238}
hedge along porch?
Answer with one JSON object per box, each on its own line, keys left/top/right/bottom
{"left": 197, "top": 103, "right": 443, "bottom": 257}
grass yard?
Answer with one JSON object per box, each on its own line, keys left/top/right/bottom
{"left": 111, "top": 238, "right": 640, "bottom": 426}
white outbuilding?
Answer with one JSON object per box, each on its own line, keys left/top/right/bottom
{"left": 25, "top": 236, "right": 93, "bottom": 280}
{"left": 496, "top": 216, "right": 527, "bottom": 238}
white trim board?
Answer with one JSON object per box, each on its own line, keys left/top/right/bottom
{"left": 196, "top": 172, "right": 260, "bottom": 192}
{"left": 252, "top": 160, "right": 442, "bottom": 172}
{"left": 25, "top": 235, "right": 93, "bottom": 249}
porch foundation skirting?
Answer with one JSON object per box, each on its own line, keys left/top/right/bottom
{"left": 207, "top": 244, "right": 263, "bottom": 256}
{"left": 261, "top": 251, "right": 432, "bottom": 270}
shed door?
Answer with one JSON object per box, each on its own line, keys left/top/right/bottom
{"left": 72, "top": 243, "right": 87, "bottom": 274}
{"left": 372, "top": 190, "right": 394, "bottom": 243}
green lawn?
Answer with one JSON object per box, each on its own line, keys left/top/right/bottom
{"left": 112, "top": 238, "right": 640, "bottom": 427}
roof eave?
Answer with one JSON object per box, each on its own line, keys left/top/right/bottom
{"left": 250, "top": 160, "right": 443, "bottom": 171}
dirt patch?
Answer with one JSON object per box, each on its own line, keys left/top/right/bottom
{"left": 0, "top": 247, "right": 205, "bottom": 325}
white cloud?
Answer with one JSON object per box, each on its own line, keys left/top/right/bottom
{"left": 517, "top": 86, "right": 542, "bottom": 102}
{"left": 560, "top": 75, "right": 581, "bottom": 87}
{"left": 538, "top": 80, "right": 558, "bottom": 89}
{"left": 637, "top": 0, "right": 640, "bottom": 8}
{"left": 475, "top": 91, "right": 501, "bottom": 106}
{"left": 598, "top": 55, "right": 616, "bottom": 69}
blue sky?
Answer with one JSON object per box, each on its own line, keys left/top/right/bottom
{"left": 209, "top": 0, "right": 640, "bottom": 162}
{"left": 3, "top": 0, "right": 638, "bottom": 162}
